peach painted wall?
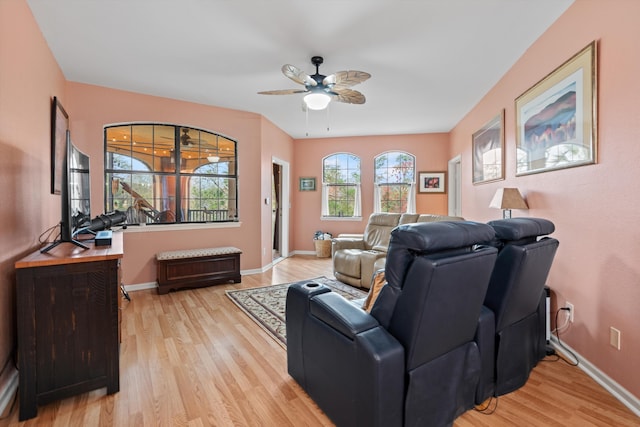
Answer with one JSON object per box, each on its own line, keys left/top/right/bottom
{"left": 291, "top": 133, "right": 450, "bottom": 251}
{"left": 65, "top": 83, "right": 294, "bottom": 284}
{"left": 0, "top": 0, "right": 66, "bottom": 392}
{"left": 450, "top": 1, "right": 640, "bottom": 399}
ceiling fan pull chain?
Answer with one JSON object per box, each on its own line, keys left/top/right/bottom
{"left": 305, "top": 106, "right": 309, "bottom": 137}
{"left": 326, "top": 104, "right": 330, "bottom": 133}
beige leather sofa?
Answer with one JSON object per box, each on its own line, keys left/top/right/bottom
{"left": 332, "top": 212, "right": 464, "bottom": 288}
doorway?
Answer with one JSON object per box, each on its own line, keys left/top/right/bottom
{"left": 271, "top": 158, "right": 290, "bottom": 261}
{"left": 448, "top": 155, "right": 462, "bottom": 217}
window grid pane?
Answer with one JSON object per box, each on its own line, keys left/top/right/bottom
{"left": 375, "top": 151, "right": 415, "bottom": 214}
{"left": 322, "top": 153, "right": 361, "bottom": 218}
{"left": 105, "top": 124, "right": 237, "bottom": 224}
{"left": 379, "top": 184, "right": 409, "bottom": 213}
{"left": 327, "top": 184, "right": 356, "bottom": 217}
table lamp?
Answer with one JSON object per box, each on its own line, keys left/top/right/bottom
{"left": 489, "top": 188, "right": 528, "bottom": 219}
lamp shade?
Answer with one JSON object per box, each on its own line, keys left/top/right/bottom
{"left": 304, "top": 92, "right": 331, "bottom": 110}
{"left": 207, "top": 155, "right": 220, "bottom": 163}
{"left": 489, "top": 188, "right": 529, "bottom": 210}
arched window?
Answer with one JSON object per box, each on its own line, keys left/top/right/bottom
{"left": 322, "top": 153, "right": 361, "bottom": 218}
{"left": 105, "top": 124, "right": 237, "bottom": 224}
{"left": 374, "top": 151, "right": 416, "bottom": 214}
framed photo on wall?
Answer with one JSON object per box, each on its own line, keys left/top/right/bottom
{"left": 418, "top": 171, "right": 446, "bottom": 193}
{"left": 472, "top": 110, "right": 504, "bottom": 184}
{"left": 515, "top": 41, "right": 597, "bottom": 176}
{"left": 299, "top": 177, "right": 316, "bottom": 191}
{"left": 51, "top": 96, "right": 69, "bottom": 194}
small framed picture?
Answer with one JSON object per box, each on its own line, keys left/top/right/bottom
{"left": 299, "top": 177, "right": 316, "bottom": 191}
{"left": 418, "top": 171, "right": 446, "bottom": 193}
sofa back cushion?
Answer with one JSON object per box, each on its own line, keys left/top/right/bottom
{"left": 417, "top": 214, "right": 465, "bottom": 223}
{"left": 370, "top": 221, "right": 497, "bottom": 366}
{"left": 399, "top": 213, "right": 420, "bottom": 224}
{"left": 363, "top": 213, "right": 401, "bottom": 250}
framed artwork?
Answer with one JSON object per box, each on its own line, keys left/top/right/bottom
{"left": 418, "top": 171, "right": 446, "bottom": 193}
{"left": 515, "top": 41, "right": 597, "bottom": 176}
{"left": 51, "top": 96, "right": 69, "bottom": 194}
{"left": 299, "top": 177, "right": 316, "bottom": 191}
{"left": 472, "top": 110, "right": 504, "bottom": 184}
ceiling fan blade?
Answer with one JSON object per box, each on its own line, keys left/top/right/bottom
{"left": 332, "top": 88, "right": 366, "bottom": 104}
{"left": 324, "top": 70, "right": 371, "bottom": 89}
{"left": 282, "top": 64, "right": 317, "bottom": 87}
{"left": 258, "top": 89, "right": 308, "bottom": 95}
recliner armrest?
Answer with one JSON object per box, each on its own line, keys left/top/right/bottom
{"left": 310, "top": 292, "right": 379, "bottom": 339}
{"left": 332, "top": 237, "right": 366, "bottom": 252}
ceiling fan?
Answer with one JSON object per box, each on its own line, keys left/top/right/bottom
{"left": 180, "top": 128, "right": 197, "bottom": 146}
{"left": 258, "top": 56, "right": 371, "bottom": 110}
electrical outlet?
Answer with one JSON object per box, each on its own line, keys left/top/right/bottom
{"left": 610, "top": 327, "right": 621, "bottom": 350}
{"left": 566, "top": 302, "right": 574, "bottom": 322}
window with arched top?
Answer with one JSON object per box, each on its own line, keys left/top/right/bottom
{"left": 322, "top": 153, "right": 361, "bottom": 218}
{"left": 105, "top": 123, "right": 238, "bottom": 224}
{"left": 374, "top": 151, "right": 416, "bottom": 214}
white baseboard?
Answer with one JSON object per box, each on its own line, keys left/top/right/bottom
{"left": 291, "top": 250, "right": 316, "bottom": 256}
{"left": 0, "top": 367, "right": 18, "bottom": 416}
{"left": 123, "top": 252, "right": 328, "bottom": 293}
{"left": 123, "top": 266, "right": 271, "bottom": 293}
{"left": 550, "top": 337, "right": 640, "bottom": 417}
{"left": 123, "top": 281, "right": 157, "bottom": 292}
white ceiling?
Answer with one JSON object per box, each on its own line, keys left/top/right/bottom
{"left": 27, "top": 0, "right": 573, "bottom": 139}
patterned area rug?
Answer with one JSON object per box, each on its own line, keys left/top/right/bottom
{"left": 226, "top": 276, "right": 367, "bottom": 348}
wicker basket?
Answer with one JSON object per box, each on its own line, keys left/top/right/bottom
{"left": 314, "top": 239, "right": 332, "bottom": 258}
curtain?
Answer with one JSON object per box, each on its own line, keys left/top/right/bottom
{"left": 321, "top": 183, "right": 329, "bottom": 216}
{"left": 353, "top": 184, "right": 362, "bottom": 217}
{"left": 373, "top": 183, "right": 382, "bottom": 213}
{"left": 406, "top": 182, "right": 416, "bottom": 214}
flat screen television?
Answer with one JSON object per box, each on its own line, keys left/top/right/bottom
{"left": 41, "top": 130, "right": 91, "bottom": 252}
{"left": 69, "top": 141, "right": 91, "bottom": 232}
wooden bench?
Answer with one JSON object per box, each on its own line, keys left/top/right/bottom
{"left": 156, "top": 246, "right": 242, "bottom": 294}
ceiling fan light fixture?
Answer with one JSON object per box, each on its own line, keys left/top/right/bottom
{"left": 207, "top": 155, "right": 220, "bottom": 162}
{"left": 304, "top": 92, "right": 331, "bottom": 110}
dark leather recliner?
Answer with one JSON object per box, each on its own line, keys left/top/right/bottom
{"left": 475, "top": 218, "right": 559, "bottom": 403}
{"left": 286, "top": 221, "right": 499, "bottom": 427}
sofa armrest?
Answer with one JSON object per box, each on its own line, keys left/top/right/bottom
{"left": 337, "top": 233, "right": 364, "bottom": 239}
{"left": 287, "top": 285, "right": 405, "bottom": 427}
{"left": 308, "top": 291, "right": 405, "bottom": 427}
{"left": 360, "top": 250, "right": 388, "bottom": 289}
{"left": 286, "top": 282, "right": 333, "bottom": 383}
{"left": 311, "top": 292, "right": 379, "bottom": 338}
{"left": 332, "top": 237, "right": 366, "bottom": 253}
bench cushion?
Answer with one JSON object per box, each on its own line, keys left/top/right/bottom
{"left": 156, "top": 246, "right": 242, "bottom": 261}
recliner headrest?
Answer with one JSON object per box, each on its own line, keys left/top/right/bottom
{"left": 391, "top": 221, "right": 496, "bottom": 253}
{"left": 487, "top": 218, "right": 555, "bottom": 241}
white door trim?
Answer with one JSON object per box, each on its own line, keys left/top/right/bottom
{"left": 448, "top": 154, "right": 462, "bottom": 217}
{"left": 272, "top": 157, "right": 290, "bottom": 257}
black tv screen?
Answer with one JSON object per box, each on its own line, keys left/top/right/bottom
{"left": 69, "top": 143, "right": 91, "bottom": 233}
{"left": 41, "top": 130, "right": 91, "bottom": 253}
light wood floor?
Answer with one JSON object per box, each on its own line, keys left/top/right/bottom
{"left": 4, "top": 255, "right": 638, "bottom": 426}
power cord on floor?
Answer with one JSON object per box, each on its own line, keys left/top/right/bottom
{"left": 551, "top": 308, "right": 579, "bottom": 366}
{"left": 474, "top": 396, "right": 498, "bottom": 414}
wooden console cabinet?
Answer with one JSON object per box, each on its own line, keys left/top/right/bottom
{"left": 15, "top": 233, "right": 124, "bottom": 421}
